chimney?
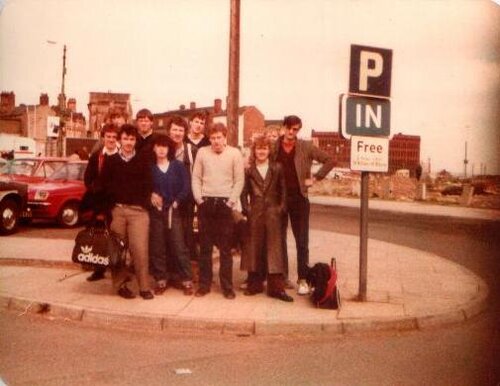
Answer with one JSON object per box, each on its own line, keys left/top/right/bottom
{"left": 190, "top": 101, "right": 196, "bottom": 110}
{"left": 0, "top": 91, "right": 15, "bottom": 114}
{"left": 214, "top": 98, "right": 222, "bottom": 114}
{"left": 67, "top": 98, "right": 76, "bottom": 112}
{"left": 39, "top": 93, "right": 49, "bottom": 106}
{"left": 179, "top": 104, "right": 185, "bottom": 110}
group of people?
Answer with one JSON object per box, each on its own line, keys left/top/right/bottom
{"left": 82, "top": 108, "right": 334, "bottom": 303}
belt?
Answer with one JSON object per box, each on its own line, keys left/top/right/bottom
{"left": 202, "top": 196, "right": 228, "bottom": 203}
{"left": 115, "top": 203, "right": 144, "bottom": 210}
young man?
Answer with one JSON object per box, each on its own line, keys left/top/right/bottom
{"left": 81, "top": 123, "right": 119, "bottom": 282}
{"left": 149, "top": 135, "right": 193, "bottom": 296}
{"left": 90, "top": 109, "right": 128, "bottom": 155}
{"left": 135, "top": 108, "right": 157, "bottom": 160}
{"left": 101, "top": 124, "right": 154, "bottom": 300}
{"left": 185, "top": 111, "right": 210, "bottom": 148}
{"left": 191, "top": 123, "right": 244, "bottom": 299}
{"left": 166, "top": 115, "right": 198, "bottom": 263}
{"left": 240, "top": 135, "right": 292, "bottom": 302}
{"left": 274, "top": 115, "right": 335, "bottom": 295}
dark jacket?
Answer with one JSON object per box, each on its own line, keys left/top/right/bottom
{"left": 240, "top": 162, "right": 287, "bottom": 274}
{"left": 100, "top": 152, "right": 153, "bottom": 210}
{"left": 80, "top": 148, "right": 112, "bottom": 214}
{"left": 273, "top": 136, "right": 335, "bottom": 197}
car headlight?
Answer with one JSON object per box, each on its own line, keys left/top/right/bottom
{"left": 34, "top": 190, "right": 50, "bottom": 201}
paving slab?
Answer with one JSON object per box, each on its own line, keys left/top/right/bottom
{"left": 0, "top": 226, "right": 489, "bottom": 336}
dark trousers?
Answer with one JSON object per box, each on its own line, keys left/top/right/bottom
{"left": 149, "top": 208, "right": 193, "bottom": 282}
{"left": 198, "top": 198, "right": 234, "bottom": 291}
{"left": 180, "top": 199, "right": 198, "bottom": 261}
{"left": 283, "top": 193, "right": 310, "bottom": 280}
{"left": 247, "top": 271, "right": 285, "bottom": 295}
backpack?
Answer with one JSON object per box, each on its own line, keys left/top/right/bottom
{"left": 306, "top": 258, "right": 341, "bottom": 310}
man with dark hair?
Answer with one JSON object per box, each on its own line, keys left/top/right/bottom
{"left": 101, "top": 124, "right": 154, "bottom": 300}
{"left": 90, "top": 109, "right": 128, "bottom": 155}
{"left": 191, "top": 122, "right": 244, "bottom": 299}
{"left": 166, "top": 115, "right": 198, "bottom": 264}
{"left": 81, "top": 123, "right": 119, "bottom": 282}
{"left": 274, "top": 115, "right": 335, "bottom": 295}
{"left": 185, "top": 111, "right": 210, "bottom": 148}
{"left": 135, "top": 108, "right": 156, "bottom": 155}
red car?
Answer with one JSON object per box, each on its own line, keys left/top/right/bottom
{"left": 0, "top": 157, "right": 68, "bottom": 184}
{"left": 27, "top": 161, "right": 88, "bottom": 227}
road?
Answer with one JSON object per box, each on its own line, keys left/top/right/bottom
{"left": 2, "top": 205, "right": 499, "bottom": 385}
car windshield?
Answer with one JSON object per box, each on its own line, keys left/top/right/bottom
{"left": 6, "top": 160, "right": 37, "bottom": 176}
{"left": 49, "top": 163, "right": 86, "bottom": 181}
{"left": 0, "top": 159, "right": 9, "bottom": 174}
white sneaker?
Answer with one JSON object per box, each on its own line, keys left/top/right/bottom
{"left": 239, "top": 281, "right": 248, "bottom": 290}
{"left": 297, "top": 280, "right": 310, "bottom": 295}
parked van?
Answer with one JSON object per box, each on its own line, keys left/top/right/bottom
{"left": 0, "top": 134, "right": 36, "bottom": 159}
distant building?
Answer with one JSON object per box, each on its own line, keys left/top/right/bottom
{"left": 87, "top": 92, "right": 132, "bottom": 137}
{"left": 0, "top": 91, "right": 87, "bottom": 156}
{"left": 0, "top": 91, "right": 24, "bottom": 136}
{"left": 311, "top": 130, "right": 421, "bottom": 176}
{"left": 388, "top": 133, "right": 421, "bottom": 176}
{"left": 153, "top": 99, "right": 265, "bottom": 147}
{"left": 311, "top": 131, "right": 351, "bottom": 168}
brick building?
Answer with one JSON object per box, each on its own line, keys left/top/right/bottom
{"left": 87, "top": 92, "right": 132, "bottom": 137}
{"left": 153, "top": 99, "right": 265, "bottom": 147}
{"left": 0, "top": 92, "right": 24, "bottom": 136}
{"left": 0, "top": 91, "right": 87, "bottom": 156}
{"left": 388, "top": 133, "right": 421, "bottom": 176}
{"left": 311, "top": 130, "right": 421, "bottom": 176}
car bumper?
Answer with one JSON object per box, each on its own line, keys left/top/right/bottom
{"left": 28, "top": 202, "right": 56, "bottom": 218}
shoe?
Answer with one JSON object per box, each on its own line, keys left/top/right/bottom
{"left": 297, "top": 280, "right": 310, "bottom": 295}
{"left": 182, "top": 281, "right": 194, "bottom": 296}
{"left": 284, "top": 279, "right": 294, "bottom": 290}
{"left": 195, "top": 287, "right": 210, "bottom": 297}
{"left": 243, "top": 284, "right": 264, "bottom": 296}
{"left": 223, "top": 289, "right": 236, "bottom": 299}
{"left": 239, "top": 281, "right": 248, "bottom": 290}
{"left": 154, "top": 285, "right": 168, "bottom": 295}
{"left": 118, "top": 285, "right": 136, "bottom": 299}
{"left": 86, "top": 271, "right": 105, "bottom": 282}
{"left": 139, "top": 290, "right": 154, "bottom": 300}
{"left": 269, "top": 291, "right": 294, "bottom": 302}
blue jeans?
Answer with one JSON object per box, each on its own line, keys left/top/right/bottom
{"left": 149, "top": 208, "right": 193, "bottom": 282}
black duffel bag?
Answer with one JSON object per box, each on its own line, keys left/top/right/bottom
{"left": 71, "top": 224, "right": 127, "bottom": 269}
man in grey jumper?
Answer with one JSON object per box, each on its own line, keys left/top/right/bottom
{"left": 191, "top": 122, "right": 244, "bottom": 299}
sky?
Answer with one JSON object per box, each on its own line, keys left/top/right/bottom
{"left": 0, "top": 0, "right": 499, "bottom": 175}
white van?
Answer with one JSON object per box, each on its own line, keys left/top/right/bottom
{"left": 0, "top": 134, "right": 36, "bottom": 159}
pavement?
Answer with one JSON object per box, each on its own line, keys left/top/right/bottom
{"left": 0, "top": 195, "right": 496, "bottom": 336}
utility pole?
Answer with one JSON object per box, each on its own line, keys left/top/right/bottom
{"left": 463, "top": 141, "right": 468, "bottom": 178}
{"left": 227, "top": 0, "right": 240, "bottom": 147}
{"left": 57, "top": 45, "right": 67, "bottom": 111}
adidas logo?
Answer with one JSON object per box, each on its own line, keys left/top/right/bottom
{"left": 81, "top": 245, "right": 92, "bottom": 254}
{"left": 77, "top": 245, "right": 110, "bottom": 266}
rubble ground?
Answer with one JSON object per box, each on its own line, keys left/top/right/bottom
{"left": 309, "top": 173, "right": 500, "bottom": 210}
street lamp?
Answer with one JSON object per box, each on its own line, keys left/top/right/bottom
{"left": 46, "top": 40, "right": 68, "bottom": 156}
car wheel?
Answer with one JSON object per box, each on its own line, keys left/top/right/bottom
{"left": 0, "top": 199, "right": 19, "bottom": 235}
{"left": 58, "top": 202, "right": 80, "bottom": 228}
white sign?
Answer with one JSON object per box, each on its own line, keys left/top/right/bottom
{"left": 350, "top": 136, "right": 389, "bottom": 172}
{"left": 47, "top": 116, "right": 60, "bottom": 138}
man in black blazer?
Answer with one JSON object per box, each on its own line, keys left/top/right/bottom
{"left": 81, "top": 123, "right": 119, "bottom": 281}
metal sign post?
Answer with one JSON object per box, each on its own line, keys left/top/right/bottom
{"left": 340, "top": 44, "right": 393, "bottom": 302}
{"left": 359, "top": 171, "right": 369, "bottom": 301}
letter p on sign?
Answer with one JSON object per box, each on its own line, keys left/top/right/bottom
{"left": 349, "top": 45, "right": 392, "bottom": 98}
